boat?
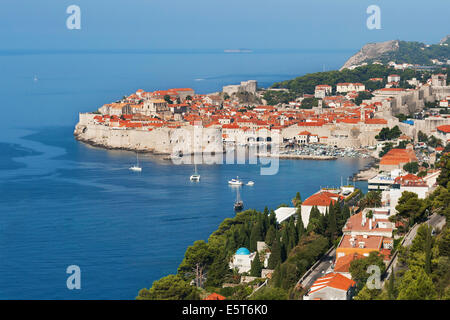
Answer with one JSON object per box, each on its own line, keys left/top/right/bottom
{"left": 228, "top": 176, "right": 243, "bottom": 186}
{"left": 190, "top": 163, "right": 200, "bottom": 181}
{"left": 129, "top": 153, "right": 142, "bottom": 172}
{"left": 246, "top": 181, "right": 254, "bottom": 186}
{"left": 234, "top": 187, "right": 244, "bottom": 211}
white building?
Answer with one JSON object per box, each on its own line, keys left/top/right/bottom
{"left": 274, "top": 207, "right": 298, "bottom": 224}
{"left": 303, "top": 273, "right": 356, "bottom": 300}
{"left": 336, "top": 83, "right": 365, "bottom": 93}
{"left": 229, "top": 248, "right": 256, "bottom": 274}
{"left": 300, "top": 191, "right": 339, "bottom": 228}
{"left": 387, "top": 74, "right": 401, "bottom": 83}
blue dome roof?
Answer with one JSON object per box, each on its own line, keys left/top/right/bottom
{"left": 235, "top": 247, "right": 250, "bottom": 255}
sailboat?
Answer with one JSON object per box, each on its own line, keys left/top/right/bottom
{"left": 234, "top": 187, "right": 244, "bottom": 211}
{"left": 129, "top": 152, "right": 142, "bottom": 172}
{"left": 190, "top": 163, "right": 200, "bottom": 181}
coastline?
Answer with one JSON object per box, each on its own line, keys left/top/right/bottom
{"left": 352, "top": 156, "right": 379, "bottom": 181}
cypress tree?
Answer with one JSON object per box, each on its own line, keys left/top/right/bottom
{"left": 280, "top": 228, "right": 288, "bottom": 262}
{"left": 424, "top": 226, "right": 433, "bottom": 274}
{"left": 249, "top": 221, "right": 263, "bottom": 252}
{"left": 296, "top": 213, "right": 305, "bottom": 240}
{"left": 268, "top": 233, "right": 282, "bottom": 269}
{"left": 269, "top": 209, "right": 277, "bottom": 226}
{"left": 265, "top": 225, "right": 276, "bottom": 246}
{"left": 271, "top": 264, "right": 282, "bottom": 287}
{"left": 250, "top": 252, "right": 262, "bottom": 277}
{"left": 387, "top": 270, "right": 395, "bottom": 300}
{"left": 328, "top": 206, "right": 337, "bottom": 241}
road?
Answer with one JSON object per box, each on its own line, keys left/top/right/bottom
{"left": 384, "top": 213, "right": 446, "bottom": 280}
{"left": 299, "top": 213, "right": 446, "bottom": 289}
{"left": 298, "top": 248, "right": 336, "bottom": 289}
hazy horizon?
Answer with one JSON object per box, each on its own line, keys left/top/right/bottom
{"left": 1, "top": 0, "right": 449, "bottom": 52}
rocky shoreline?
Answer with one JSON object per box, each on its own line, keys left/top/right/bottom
{"left": 352, "top": 157, "right": 379, "bottom": 181}
{"left": 74, "top": 133, "right": 163, "bottom": 154}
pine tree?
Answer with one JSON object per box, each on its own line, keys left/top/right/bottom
{"left": 206, "top": 251, "right": 230, "bottom": 287}
{"left": 250, "top": 252, "right": 262, "bottom": 277}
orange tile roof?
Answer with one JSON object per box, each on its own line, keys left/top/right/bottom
{"left": 302, "top": 192, "right": 336, "bottom": 207}
{"left": 204, "top": 293, "right": 226, "bottom": 300}
{"left": 437, "top": 125, "right": 450, "bottom": 133}
{"left": 308, "top": 273, "right": 356, "bottom": 294}
{"left": 334, "top": 253, "right": 365, "bottom": 273}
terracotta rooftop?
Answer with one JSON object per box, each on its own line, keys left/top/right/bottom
{"left": 334, "top": 253, "right": 365, "bottom": 273}
{"left": 308, "top": 273, "right": 356, "bottom": 294}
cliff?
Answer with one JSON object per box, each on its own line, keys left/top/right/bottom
{"left": 340, "top": 40, "right": 399, "bottom": 70}
{"left": 341, "top": 35, "right": 450, "bottom": 70}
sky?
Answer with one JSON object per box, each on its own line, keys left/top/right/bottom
{"left": 0, "top": 0, "right": 449, "bottom": 52}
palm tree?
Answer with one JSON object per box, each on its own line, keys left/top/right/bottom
{"left": 359, "top": 191, "right": 382, "bottom": 209}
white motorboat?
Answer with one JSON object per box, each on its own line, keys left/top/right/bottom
{"left": 228, "top": 176, "right": 243, "bottom": 186}
{"left": 246, "top": 181, "right": 254, "bottom": 186}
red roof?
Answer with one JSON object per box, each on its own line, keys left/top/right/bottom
{"left": 437, "top": 125, "right": 450, "bottom": 133}
{"left": 302, "top": 192, "right": 336, "bottom": 207}
{"left": 308, "top": 273, "right": 356, "bottom": 294}
{"left": 334, "top": 253, "right": 365, "bottom": 273}
{"left": 204, "top": 293, "right": 226, "bottom": 300}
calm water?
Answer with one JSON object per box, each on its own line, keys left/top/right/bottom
{"left": 0, "top": 50, "right": 372, "bottom": 299}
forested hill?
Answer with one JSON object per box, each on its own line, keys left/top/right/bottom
{"left": 265, "top": 64, "right": 450, "bottom": 105}
{"left": 341, "top": 36, "right": 450, "bottom": 70}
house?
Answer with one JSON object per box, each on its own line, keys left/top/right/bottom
{"left": 431, "top": 74, "right": 447, "bottom": 87}
{"left": 300, "top": 191, "right": 338, "bottom": 228}
{"left": 436, "top": 125, "right": 450, "bottom": 145}
{"left": 342, "top": 209, "right": 395, "bottom": 238}
{"left": 204, "top": 293, "right": 226, "bottom": 300}
{"left": 336, "top": 83, "right": 365, "bottom": 93}
{"left": 336, "top": 234, "right": 392, "bottom": 261}
{"left": 229, "top": 248, "right": 256, "bottom": 273}
{"left": 387, "top": 74, "right": 401, "bottom": 83}
{"left": 379, "top": 147, "right": 417, "bottom": 171}
{"left": 303, "top": 273, "right": 356, "bottom": 300}
{"left": 333, "top": 253, "right": 365, "bottom": 279}
{"left": 439, "top": 100, "right": 449, "bottom": 108}
{"left": 381, "top": 173, "right": 431, "bottom": 213}
{"left": 297, "top": 131, "right": 311, "bottom": 144}
{"left": 314, "top": 85, "right": 332, "bottom": 98}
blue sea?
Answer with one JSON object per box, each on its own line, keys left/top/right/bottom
{"left": 0, "top": 49, "right": 370, "bottom": 299}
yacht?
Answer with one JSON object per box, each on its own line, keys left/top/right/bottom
{"left": 228, "top": 176, "right": 243, "bottom": 186}
{"left": 190, "top": 163, "right": 200, "bottom": 181}
{"left": 129, "top": 153, "right": 142, "bottom": 172}
{"left": 234, "top": 187, "right": 244, "bottom": 211}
